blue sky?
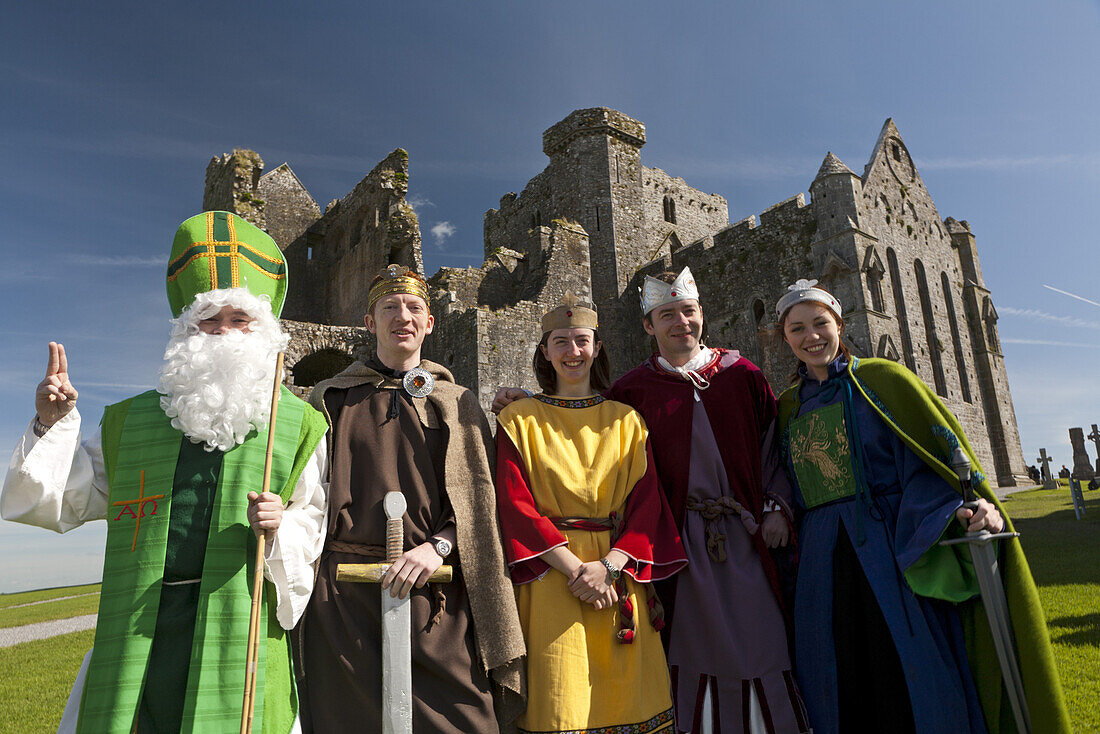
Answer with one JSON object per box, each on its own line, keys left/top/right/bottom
{"left": 1, "top": 1, "right": 1098, "bottom": 592}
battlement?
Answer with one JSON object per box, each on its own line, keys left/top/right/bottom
{"left": 759, "top": 193, "right": 807, "bottom": 225}
{"left": 542, "top": 107, "right": 646, "bottom": 157}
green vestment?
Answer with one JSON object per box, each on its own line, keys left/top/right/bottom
{"left": 76, "top": 388, "right": 326, "bottom": 733}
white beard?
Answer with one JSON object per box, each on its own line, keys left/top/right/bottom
{"left": 158, "top": 324, "right": 285, "bottom": 452}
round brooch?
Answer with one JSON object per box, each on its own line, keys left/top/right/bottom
{"left": 403, "top": 367, "right": 435, "bottom": 398}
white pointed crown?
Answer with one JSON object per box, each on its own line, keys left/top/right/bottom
{"left": 775, "top": 278, "right": 843, "bottom": 320}
{"left": 639, "top": 267, "right": 699, "bottom": 315}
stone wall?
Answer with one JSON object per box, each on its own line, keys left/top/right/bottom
{"left": 203, "top": 149, "right": 266, "bottom": 228}
{"left": 258, "top": 164, "right": 320, "bottom": 250}
{"left": 282, "top": 149, "right": 422, "bottom": 325}
{"left": 640, "top": 166, "right": 729, "bottom": 265}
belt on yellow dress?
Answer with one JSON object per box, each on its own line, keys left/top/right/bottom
{"left": 549, "top": 513, "right": 665, "bottom": 643}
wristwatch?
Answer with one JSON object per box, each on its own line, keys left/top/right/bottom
{"left": 600, "top": 557, "right": 620, "bottom": 581}
{"left": 431, "top": 537, "right": 453, "bottom": 559}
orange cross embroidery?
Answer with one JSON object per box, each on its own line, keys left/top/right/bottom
{"left": 112, "top": 470, "right": 166, "bottom": 552}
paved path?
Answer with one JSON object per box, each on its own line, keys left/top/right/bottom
{"left": 0, "top": 614, "right": 96, "bottom": 649}
{"left": 994, "top": 483, "right": 1041, "bottom": 501}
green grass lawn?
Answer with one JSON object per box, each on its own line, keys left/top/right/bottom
{"left": 0, "top": 629, "right": 93, "bottom": 734}
{"left": 1002, "top": 487, "right": 1100, "bottom": 732}
{"left": 0, "top": 583, "right": 100, "bottom": 610}
{"left": 0, "top": 585, "right": 101, "bottom": 629}
{"left": 0, "top": 490, "right": 1096, "bottom": 732}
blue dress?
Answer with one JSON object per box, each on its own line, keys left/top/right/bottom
{"left": 786, "top": 357, "right": 987, "bottom": 734}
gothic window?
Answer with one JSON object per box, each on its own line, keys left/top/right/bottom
{"left": 535, "top": 210, "right": 542, "bottom": 228}
{"left": 892, "top": 144, "right": 901, "bottom": 162}
{"left": 886, "top": 248, "right": 916, "bottom": 370}
{"left": 752, "top": 298, "right": 767, "bottom": 365}
{"left": 663, "top": 196, "right": 677, "bottom": 224}
{"left": 983, "top": 297, "right": 1000, "bottom": 353}
{"left": 862, "top": 245, "right": 886, "bottom": 313}
{"left": 941, "top": 272, "right": 972, "bottom": 403}
{"left": 914, "top": 259, "right": 947, "bottom": 397}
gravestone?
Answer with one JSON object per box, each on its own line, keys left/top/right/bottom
{"left": 1069, "top": 427, "right": 1096, "bottom": 481}
{"left": 1037, "top": 448, "right": 1058, "bottom": 489}
{"left": 1087, "top": 424, "right": 1100, "bottom": 475}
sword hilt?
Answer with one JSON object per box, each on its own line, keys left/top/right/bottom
{"left": 949, "top": 447, "right": 978, "bottom": 504}
{"left": 383, "top": 492, "right": 407, "bottom": 564}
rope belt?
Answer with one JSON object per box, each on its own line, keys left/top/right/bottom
{"left": 326, "top": 539, "right": 449, "bottom": 629}
{"left": 550, "top": 513, "right": 666, "bottom": 643}
{"left": 684, "top": 495, "right": 744, "bottom": 563}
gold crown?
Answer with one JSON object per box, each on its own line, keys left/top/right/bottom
{"left": 367, "top": 264, "right": 430, "bottom": 313}
{"left": 541, "top": 292, "right": 598, "bottom": 334}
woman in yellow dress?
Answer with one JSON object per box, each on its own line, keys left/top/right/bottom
{"left": 495, "top": 295, "right": 688, "bottom": 734}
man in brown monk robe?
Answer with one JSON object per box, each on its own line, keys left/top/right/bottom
{"left": 295, "top": 265, "right": 525, "bottom": 733}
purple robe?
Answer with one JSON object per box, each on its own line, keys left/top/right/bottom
{"left": 608, "top": 350, "right": 810, "bottom": 733}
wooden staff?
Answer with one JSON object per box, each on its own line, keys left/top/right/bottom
{"left": 241, "top": 351, "right": 285, "bottom": 734}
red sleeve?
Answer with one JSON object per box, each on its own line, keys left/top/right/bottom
{"left": 494, "top": 428, "right": 568, "bottom": 584}
{"left": 613, "top": 439, "right": 688, "bottom": 583}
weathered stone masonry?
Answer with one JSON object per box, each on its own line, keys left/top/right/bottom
{"left": 203, "top": 107, "right": 1027, "bottom": 485}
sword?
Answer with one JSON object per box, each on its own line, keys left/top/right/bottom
{"left": 939, "top": 447, "right": 1032, "bottom": 734}
{"left": 334, "top": 492, "right": 452, "bottom": 734}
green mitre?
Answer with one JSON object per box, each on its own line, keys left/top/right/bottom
{"left": 166, "top": 211, "right": 288, "bottom": 317}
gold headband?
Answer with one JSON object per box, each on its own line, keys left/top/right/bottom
{"left": 541, "top": 292, "right": 598, "bottom": 334}
{"left": 367, "top": 264, "right": 430, "bottom": 313}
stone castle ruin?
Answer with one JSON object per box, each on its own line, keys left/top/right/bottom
{"left": 202, "top": 107, "right": 1027, "bottom": 486}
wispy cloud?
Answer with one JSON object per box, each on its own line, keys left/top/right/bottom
{"left": 999, "top": 306, "right": 1100, "bottom": 330}
{"left": 406, "top": 193, "right": 435, "bottom": 211}
{"left": 1043, "top": 284, "right": 1100, "bottom": 309}
{"left": 68, "top": 254, "right": 163, "bottom": 267}
{"left": 430, "top": 221, "right": 456, "bottom": 244}
{"left": 1002, "top": 338, "right": 1100, "bottom": 348}
{"left": 915, "top": 152, "right": 1100, "bottom": 172}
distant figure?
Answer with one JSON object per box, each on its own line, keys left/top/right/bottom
{"left": 1027, "top": 465, "right": 1041, "bottom": 484}
{"left": 1059, "top": 465, "right": 1071, "bottom": 479}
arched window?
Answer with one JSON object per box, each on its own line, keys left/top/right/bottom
{"left": 863, "top": 245, "right": 886, "bottom": 313}
{"left": 914, "top": 259, "right": 947, "bottom": 397}
{"left": 941, "top": 273, "right": 972, "bottom": 403}
{"left": 663, "top": 196, "right": 677, "bottom": 224}
{"left": 752, "top": 299, "right": 765, "bottom": 326}
{"left": 886, "top": 248, "right": 915, "bottom": 370}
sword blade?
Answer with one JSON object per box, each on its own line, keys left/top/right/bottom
{"left": 967, "top": 540, "right": 1032, "bottom": 734}
{"left": 381, "top": 591, "right": 413, "bottom": 734}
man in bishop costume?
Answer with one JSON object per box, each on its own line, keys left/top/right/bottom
{"left": 494, "top": 267, "right": 810, "bottom": 733}
{"left": 1, "top": 211, "right": 330, "bottom": 733}
{"left": 295, "top": 265, "right": 526, "bottom": 733}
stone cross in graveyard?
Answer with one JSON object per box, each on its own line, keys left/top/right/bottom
{"left": 1068, "top": 427, "right": 1096, "bottom": 481}
{"left": 1036, "top": 448, "right": 1058, "bottom": 489}
{"left": 1087, "top": 424, "right": 1100, "bottom": 475}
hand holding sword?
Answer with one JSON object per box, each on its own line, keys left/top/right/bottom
{"left": 939, "top": 447, "right": 1032, "bottom": 734}
{"left": 335, "top": 492, "right": 453, "bottom": 734}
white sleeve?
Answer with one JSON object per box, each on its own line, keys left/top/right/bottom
{"left": 263, "top": 437, "right": 329, "bottom": 630}
{"left": 1, "top": 409, "right": 109, "bottom": 532}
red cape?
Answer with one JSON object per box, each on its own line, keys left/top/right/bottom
{"left": 605, "top": 349, "right": 787, "bottom": 620}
